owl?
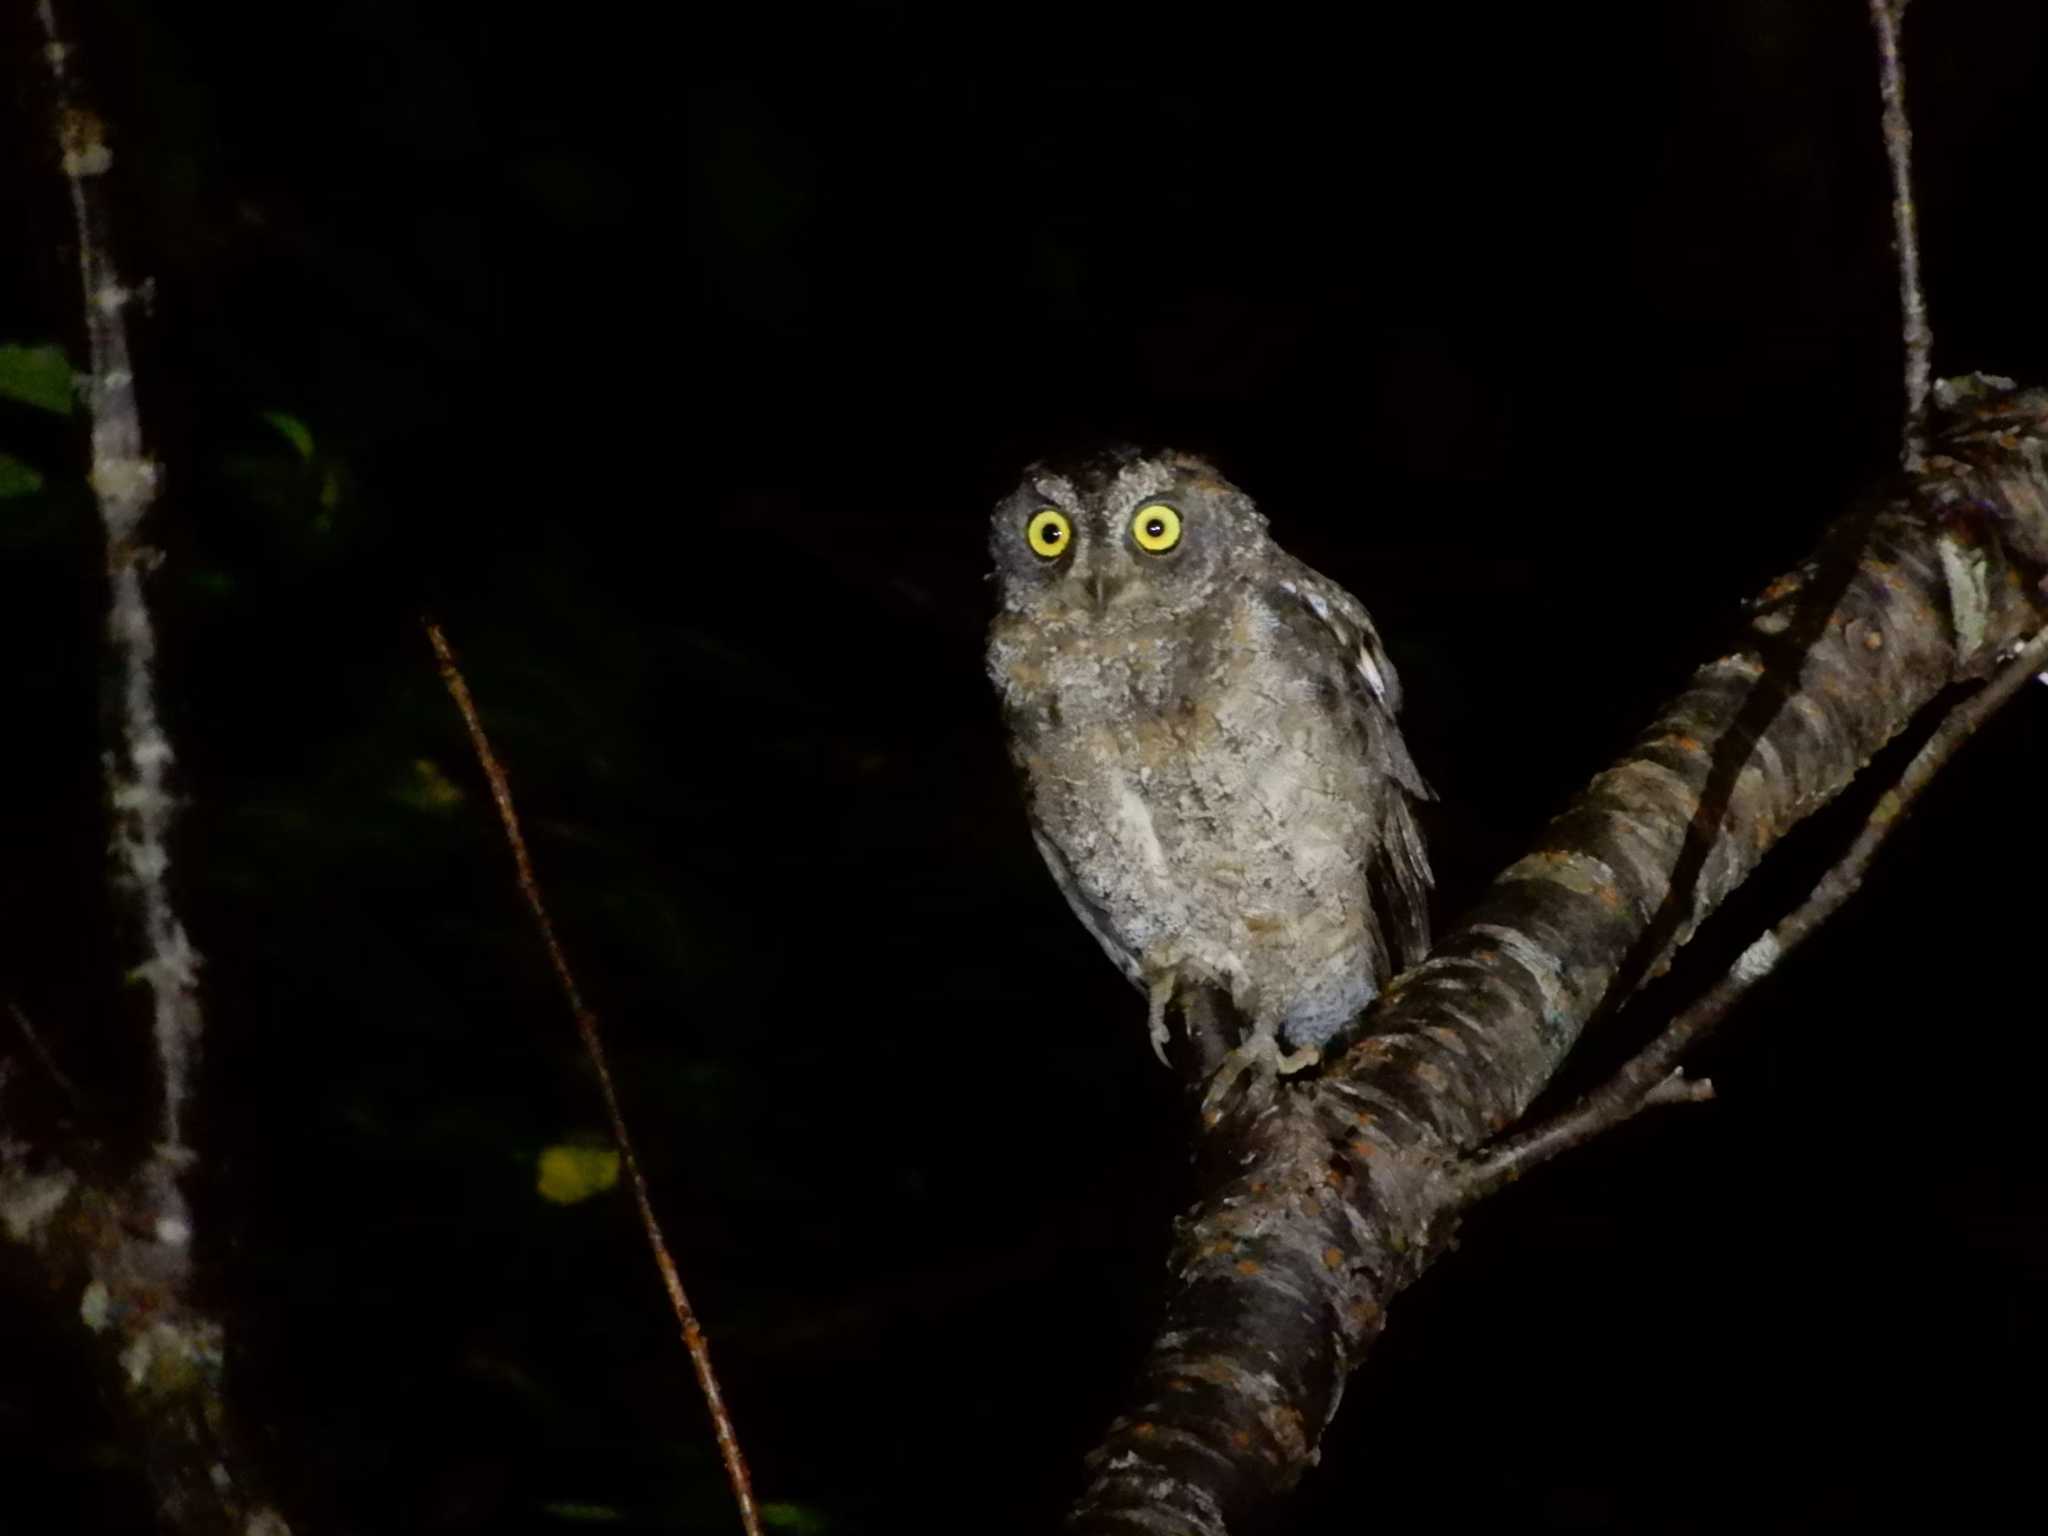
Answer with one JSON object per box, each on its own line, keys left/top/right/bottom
{"left": 987, "top": 447, "right": 1432, "bottom": 1108}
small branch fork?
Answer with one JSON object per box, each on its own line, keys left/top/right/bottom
{"left": 426, "top": 622, "right": 764, "bottom": 1536}
{"left": 1074, "top": 24, "right": 2039, "bottom": 1479}
{"left": 1870, "top": 0, "right": 1932, "bottom": 469}
{"left": 1456, "top": 0, "right": 1965, "bottom": 1201}
{"left": 1073, "top": 389, "right": 2048, "bottom": 1533}
{"left": 1458, "top": 620, "right": 2048, "bottom": 1202}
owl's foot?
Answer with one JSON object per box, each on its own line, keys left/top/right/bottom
{"left": 1145, "top": 976, "right": 1174, "bottom": 1067}
{"left": 1199, "top": 1031, "right": 1321, "bottom": 1126}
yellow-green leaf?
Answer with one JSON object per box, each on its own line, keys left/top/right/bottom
{"left": 536, "top": 1144, "right": 620, "bottom": 1205}
{"left": 762, "top": 1504, "right": 831, "bottom": 1535}
{"left": 396, "top": 758, "right": 465, "bottom": 812}
{"left": 260, "top": 409, "right": 316, "bottom": 461}
{"left": 0, "top": 453, "right": 44, "bottom": 498}
{"left": 0, "top": 344, "right": 74, "bottom": 415}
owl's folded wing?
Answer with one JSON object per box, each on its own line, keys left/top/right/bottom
{"left": 1029, "top": 827, "right": 1146, "bottom": 991}
{"left": 1273, "top": 562, "right": 1435, "bottom": 975}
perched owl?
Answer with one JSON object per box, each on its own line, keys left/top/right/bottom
{"left": 987, "top": 447, "right": 1432, "bottom": 1105}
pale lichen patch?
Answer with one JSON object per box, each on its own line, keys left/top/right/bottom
{"left": 1936, "top": 528, "right": 1992, "bottom": 662}
{"left": 1732, "top": 931, "right": 1782, "bottom": 983}
{"left": 0, "top": 1165, "right": 75, "bottom": 1243}
{"left": 80, "top": 1279, "right": 113, "bottom": 1332}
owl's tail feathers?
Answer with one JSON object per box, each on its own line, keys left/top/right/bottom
{"left": 1371, "top": 794, "right": 1435, "bottom": 977}
{"left": 1379, "top": 717, "right": 1435, "bottom": 802}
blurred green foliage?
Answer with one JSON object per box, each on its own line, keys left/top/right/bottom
{"left": 536, "top": 1144, "right": 621, "bottom": 1206}
{"left": 0, "top": 342, "right": 71, "bottom": 503}
{"left": 0, "top": 342, "right": 74, "bottom": 415}
{"left": 0, "top": 450, "right": 44, "bottom": 498}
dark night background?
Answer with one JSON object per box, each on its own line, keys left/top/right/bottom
{"left": 3, "top": 2, "right": 2046, "bottom": 1531}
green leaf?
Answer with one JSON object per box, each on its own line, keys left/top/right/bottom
{"left": 394, "top": 758, "right": 465, "bottom": 813}
{"left": 543, "top": 1504, "right": 624, "bottom": 1523}
{"left": 761, "top": 1504, "right": 831, "bottom": 1535}
{"left": 259, "top": 409, "right": 316, "bottom": 461}
{"left": 0, "top": 344, "right": 75, "bottom": 415}
{"left": 536, "top": 1143, "right": 620, "bottom": 1205}
{"left": 0, "top": 453, "right": 45, "bottom": 498}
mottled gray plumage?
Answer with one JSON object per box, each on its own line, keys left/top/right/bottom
{"left": 987, "top": 447, "right": 1432, "bottom": 1075}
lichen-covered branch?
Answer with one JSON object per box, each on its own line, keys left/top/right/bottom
{"left": 11, "top": 6, "right": 292, "bottom": 1532}
{"left": 38, "top": 0, "right": 204, "bottom": 1167}
{"left": 1068, "top": 383, "right": 2048, "bottom": 1534}
{"left": 0, "top": 1147, "right": 288, "bottom": 1535}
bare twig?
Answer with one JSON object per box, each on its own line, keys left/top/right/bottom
{"left": 7, "top": 1002, "right": 83, "bottom": 1110}
{"left": 425, "top": 620, "right": 763, "bottom": 1536}
{"left": 1459, "top": 621, "right": 2048, "bottom": 1202}
{"left": 1870, "top": 0, "right": 1932, "bottom": 469}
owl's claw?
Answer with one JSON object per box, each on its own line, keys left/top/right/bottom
{"left": 1200, "top": 1030, "right": 1320, "bottom": 1125}
{"left": 1146, "top": 976, "right": 1174, "bottom": 1067}
{"left": 1277, "top": 1042, "right": 1322, "bottom": 1075}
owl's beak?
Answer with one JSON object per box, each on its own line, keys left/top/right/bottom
{"left": 1083, "top": 570, "right": 1125, "bottom": 613}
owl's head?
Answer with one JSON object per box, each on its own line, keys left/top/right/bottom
{"left": 988, "top": 447, "right": 1269, "bottom": 624}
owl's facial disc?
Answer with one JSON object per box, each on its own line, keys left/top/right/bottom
{"left": 989, "top": 450, "right": 1258, "bottom": 623}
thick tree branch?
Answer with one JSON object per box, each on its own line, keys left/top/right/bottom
{"left": 1068, "top": 384, "right": 2048, "bottom": 1534}
{"left": 1459, "top": 616, "right": 2048, "bottom": 1203}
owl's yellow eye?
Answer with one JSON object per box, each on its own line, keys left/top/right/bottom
{"left": 1026, "top": 508, "right": 1071, "bottom": 559}
{"left": 1131, "top": 504, "right": 1182, "bottom": 553}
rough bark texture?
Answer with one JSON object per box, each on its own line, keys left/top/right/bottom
{"left": 0, "top": 1145, "right": 288, "bottom": 1535}
{"left": 1069, "top": 381, "right": 2048, "bottom": 1534}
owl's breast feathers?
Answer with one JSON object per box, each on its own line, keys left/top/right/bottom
{"left": 989, "top": 576, "right": 1433, "bottom": 1050}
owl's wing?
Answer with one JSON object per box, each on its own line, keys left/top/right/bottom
{"left": 1273, "top": 561, "right": 1435, "bottom": 976}
{"left": 1029, "top": 827, "right": 1146, "bottom": 990}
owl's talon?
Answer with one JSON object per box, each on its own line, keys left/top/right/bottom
{"left": 1200, "top": 1031, "right": 1318, "bottom": 1124}
{"left": 1276, "top": 1041, "right": 1321, "bottom": 1075}
{"left": 1200, "top": 1037, "right": 1266, "bottom": 1124}
{"left": 1145, "top": 976, "right": 1174, "bottom": 1067}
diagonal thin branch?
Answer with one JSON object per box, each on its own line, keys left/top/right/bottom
{"left": 425, "top": 620, "right": 764, "bottom": 1536}
{"left": 1870, "top": 0, "right": 1932, "bottom": 470}
{"left": 1458, "top": 618, "right": 2048, "bottom": 1203}
{"left": 1454, "top": 0, "right": 1961, "bottom": 1205}
{"left": 7, "top": 1001, "right": 83, "bottom": 1111}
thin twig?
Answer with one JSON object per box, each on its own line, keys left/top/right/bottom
{"left": 1459, "top": 622, "right": 2048, "bottom": 1203}
{"left": 1870, "top": 0, "right": 1932, "bottom": 470}
{"left": 425, "top": 620, "right": 764, "bottom": 1536}
{"left": 8, "top": 1002, "right": 83, "bottom": 1111}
